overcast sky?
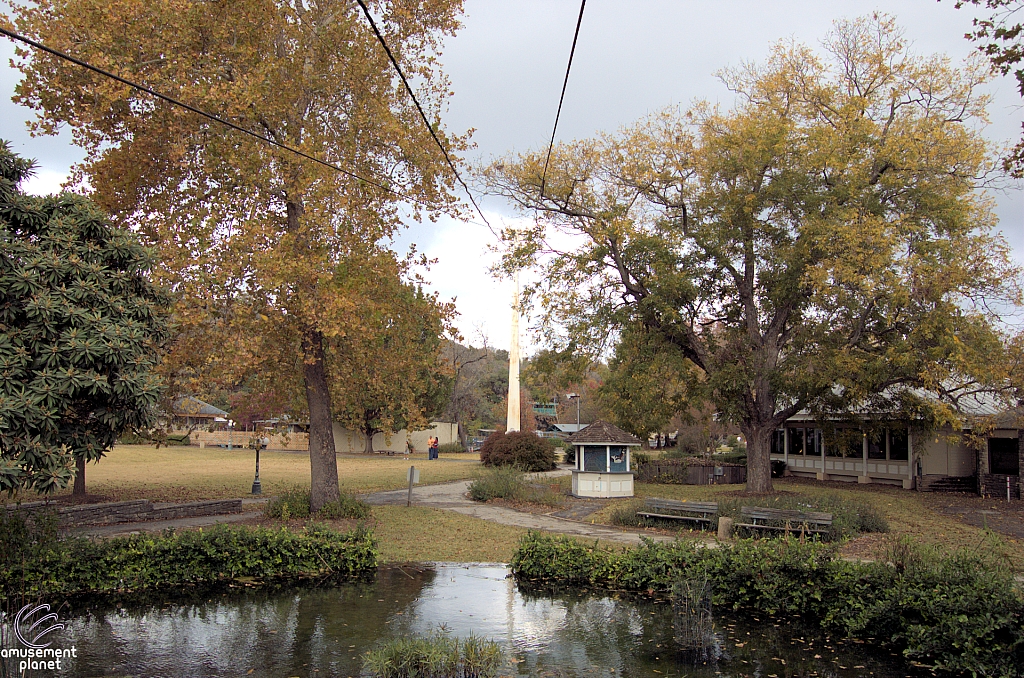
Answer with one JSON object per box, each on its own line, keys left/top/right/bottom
{"left": 2, "top": 0, "right": 1022, "bottom": 351}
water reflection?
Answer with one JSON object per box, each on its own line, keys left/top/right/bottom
{"left": 48, "top": 564, "right": 913, "bottom": 677}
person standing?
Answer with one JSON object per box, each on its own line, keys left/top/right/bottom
{"left": 428, "top": 436, "right": 439, "bottom": 460}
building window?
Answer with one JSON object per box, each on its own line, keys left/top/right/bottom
{"left": 771, "top": 430, "right": 785, "bottom": 456}
{"left": 989, "top": 438, "right": 1020, "bottom": 475}
{"left": 609, "top": 446, "right": 628, "bottom": 472}
{"left": 867, "top": 432, "right": 886, "bottom": 460}
{"left": 583, "top": 446, "right": 605, "bottom": 472}
{"left": 889, "top": 429, "right": 909, "bottom": 461}
{"left": 787, "top": 427, "right": 805, "bottom": 455}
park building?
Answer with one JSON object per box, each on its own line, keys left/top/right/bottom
{"left": 770, "top": 396, "right": 1022, "bottom": 499}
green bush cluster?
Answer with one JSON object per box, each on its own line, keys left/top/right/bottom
{"left": 510, "top": 532, "right": 1024, "bottom": 676}
{"left": 363, "top": 631, "right": 504, "bottom": 678}
{"left": 468, "top": 467, "right": 564, "bottom": 507}
{"left": 478, "top": 431, "right": 555, "bottom": 472}
{"left": 438, "top": 442, "right": 465, "bottom": 453}
{"left": 1, "top": 511, "right": 378, "bottom": 597}
{"left": 263, "top": 487, "right": 371, "bottom": 521}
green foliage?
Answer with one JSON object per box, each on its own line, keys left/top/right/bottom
{"left": 438, "top": 442, "right": 465, "bottom": 453}
{"left": 511, "top": 532, "right": 1024, "bottom": 676}
{"left": 0, "top": 142, "right": 170, "bottom": 494}
{"left": 478, "top": 431, "right": 555, "bottom": 472}
{"left": 468, "top": 466, "right": 564, "bottom": 507}
{"left": 264, "top": 487, "right": 370, "bottom": 521}
{"left": 0, "top": 516, "right": 377, "bottom": 597}
{"left": 362, "top": 630, "right": 504, "bottom": 678}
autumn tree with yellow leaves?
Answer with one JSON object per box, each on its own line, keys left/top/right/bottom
{"left": 485, "top": 15, "right": 1024, "bottom": 493}
{"left": 11, "top": 0, "right": 468, "bottom": 510}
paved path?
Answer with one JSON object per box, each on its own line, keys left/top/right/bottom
{"left": 362, "top": 472, "right": 675, "bottom": 546}
{"left": 75, "top": 471, "right": 677, "bottom": 546}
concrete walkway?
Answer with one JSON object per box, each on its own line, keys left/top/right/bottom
{"left": 75, "top": 471, "right": 677, "bottom": 546}
{"left": 362, "top": 472, "right": 675, "bottom": 546}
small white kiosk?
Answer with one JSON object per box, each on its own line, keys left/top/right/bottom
{"left": 567, "top": 420, "right": 641, "bottom": 498}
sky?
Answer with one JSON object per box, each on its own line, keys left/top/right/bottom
{"left": 2, "top": 0, "right": 1022, "bottom": 351}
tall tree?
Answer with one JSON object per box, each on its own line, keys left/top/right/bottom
{"left": 954, "top": 0, "right": 1024, "bottom": 175}
{"left": 11, "top": 0, "right": 466, "bottom": 510}
{"left": 0, "top": 142, "right": 168, "bottom": 496}
{"left": 484, "top": 15, "right": 1023, "bottom": 492}
{"left": 330, "top": 252, "right": 454, "bottom": 454}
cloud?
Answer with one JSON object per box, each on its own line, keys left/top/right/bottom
{"left": 20, "top": 168, "right": 69, "bottom": 196}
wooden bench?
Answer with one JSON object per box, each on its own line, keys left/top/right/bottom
{"left": 736, "top": 506, "right": 833, "bottom": 538}
{"left": 636, "top": 498, "right": 719, "bottom": 526}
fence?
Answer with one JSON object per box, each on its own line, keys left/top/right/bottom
{"left": 637, "top": 461, "right": 746, "bottom": 485}
{"left": 191, "top": 430, "right": 309, "bottom": 452}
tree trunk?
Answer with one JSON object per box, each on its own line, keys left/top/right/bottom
{"left": 742, "top": 424, "right": 774, "bottom": 493}
{"left": 73, "top": 456, "right": 86, "bottom": 498}
{"left": 364, "top": 430, "right": 375, "bottom": 454}
{"left": 458, "top": 420, "right": 468, "bottom": 451}
{"left": 303, "top": 327, "right": 340, "bottom": 512}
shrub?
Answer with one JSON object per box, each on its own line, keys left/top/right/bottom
{"left": 715, "top": 493, "right": 887, "bottom": 540}
{"left": 770, "top": 459, "right": 787, "bottom": 477}
{"left": 478, "top": 431, "right": 555, "bottom": 472}
{"left": 363, "top": 630, "right": 504, "bottom": 678}
{"left": 264, "top": 487, "right": 371, "bottom": 521}
{"left": 1, "top": 520, "right": 378, "bottom": 596}
{"left": 439, "top": 442, "right": 465, "bottom": 453}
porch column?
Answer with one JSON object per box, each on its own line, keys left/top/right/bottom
{"left": 783, "top": 428, "right": 789, "bottom": 465}
{"left": 904, "top": 427, "right": 915, "bottom": 490}
{"left": 858, "top": 430, "right": 870, "bottom": 484}
{"left": 817, "top": 429, "right": 828, "bottom": 481}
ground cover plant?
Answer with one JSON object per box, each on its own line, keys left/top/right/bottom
{"left": 511, "top": 532, "right": 1024, "bottom": 676}
{"left": 0, "top": 510, "right": 377, "bottom": 597}
{"left": 468, "top": 466, "right": 564, "bottom": 507}
{"left": 264, "top": 486, "right": 370, "bottom": 520}
{"left": 363, "top": 630, "right": 504, "bottom": 678}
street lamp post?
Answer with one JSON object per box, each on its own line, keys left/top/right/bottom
{"left": 250, "top": 435, "right": 267, "bottom": 495}
{"left": 566, "top": 392, "right": 580, "bottom": 432}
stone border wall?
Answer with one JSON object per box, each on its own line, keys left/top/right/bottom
{"left": 4, "top": 498, "right": 244, "bottom": 527}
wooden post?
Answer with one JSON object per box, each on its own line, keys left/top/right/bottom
{"left": 407, "top": 465, "right": 415, "bottom": 507}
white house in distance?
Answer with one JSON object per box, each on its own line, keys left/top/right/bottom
{"left": 567, "top": 420, "right": 642, "bottom": 498}
{"left": 770, "top": 398, "right": 1022, "bottom": 499}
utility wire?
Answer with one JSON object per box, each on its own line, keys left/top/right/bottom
{"left": 0, "top": 25, "right": 481, "bottom": 222}
{"left": 539, "top": 0, "right": 586, "bottom": 199}
{"left": 353, "top": 0, "right": 493, "bottom": 233}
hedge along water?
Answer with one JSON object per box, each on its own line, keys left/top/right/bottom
{"left": 33, "top": 564, "right": 913, "bottom": 677}
{"left": 510, "top": 532, "right": 1024, "bottom": 677}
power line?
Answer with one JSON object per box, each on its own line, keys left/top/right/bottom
{"left": 540, "top": 0, "right": 587, "bottom": 199}
{"left": 0, "top": 25, "right": 481, "bottom": 223}
{"left": 353, "top": 0, "right": 493, "bottom": 233}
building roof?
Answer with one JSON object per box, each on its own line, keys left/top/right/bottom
{"left": 551, "top": 423, "right": 586, "bottom": 433}
{"left": 566, "top": 420, "right": 643, "bottom": 446}
{"left": 173, "top": 396, "right": 229, "bottom": 418}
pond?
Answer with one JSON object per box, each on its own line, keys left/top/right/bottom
{"left": 49, "top": 564, "right": 911, "bottom": 677}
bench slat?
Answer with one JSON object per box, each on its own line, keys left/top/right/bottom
{"left": 636, "top": 511, "right": 714, "bottom": 523}
{"left": 734, "top": 522, "right": 829, "bottom": 534}
{"left": 740, "top": 506, "right": 832, "bottom": 523}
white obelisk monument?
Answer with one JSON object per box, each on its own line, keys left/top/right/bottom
{"left": 506, "top": 235, "right": 521, "bottom": 432}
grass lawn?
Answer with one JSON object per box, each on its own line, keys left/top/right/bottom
{"left": 369, "top": 506, "right": 529, "bottom": 562}
{"left": 588, "top": 478, "right": 1024, "bottom": 568}
{"left": 39, "top": 444, "right": 484, "bottom": 502}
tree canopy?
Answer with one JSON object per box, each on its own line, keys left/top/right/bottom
{"left": 11, "top": 0, "right": 467, "bottom": 509}
{"left": 484, "top": 15, "right": 1024, "bottom": 492}
{"left": 0, "top": 142, "right": 168, "bottom": 495}
{"left": 331, "top": 253, "right": 454, "bottom": 453}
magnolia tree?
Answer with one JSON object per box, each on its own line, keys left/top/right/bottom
{"left": 484, "top": 16, "right": 1024, "bottom": 493}
{"left": 0, "top": 143, "right": 168, "bottom": 496}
